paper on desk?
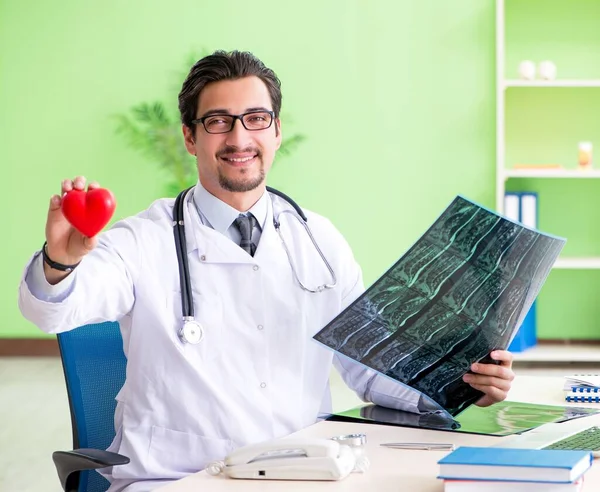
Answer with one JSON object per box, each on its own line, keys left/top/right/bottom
{"left": 313, "top": 195, "right": 566, "bottom": 418}
{"left": 564, "top": 375, "right": 600, "bottom": 390}
{"left": 329, "top": 400, "right": 599, "bottom": 436}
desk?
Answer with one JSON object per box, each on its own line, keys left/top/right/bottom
{"left": 157, "top": 376, "right": 600, "bottom": 491}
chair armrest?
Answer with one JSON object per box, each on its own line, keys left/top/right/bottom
{"left": 52, "top": 448, "right": 130, "bottom": 492}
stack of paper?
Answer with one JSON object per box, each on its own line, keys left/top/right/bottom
{"left": 438, "top": 446, "right": 591, "bottom": 491}
{"left": 564, "top": 375, "right": 600, "bottom": 403}
{"left": 564, "top": 375, "right": 600, "bottom": 389}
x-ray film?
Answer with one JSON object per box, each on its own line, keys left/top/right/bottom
{"left": 314, "top": 196, "right": 566, "bottom": 417}
{"left": 328, "top": 401, "right": 598, "bottom": 436}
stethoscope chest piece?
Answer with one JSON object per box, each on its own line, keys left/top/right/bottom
{"left": 179, "top": 319, "right": 204, "bottom": 344}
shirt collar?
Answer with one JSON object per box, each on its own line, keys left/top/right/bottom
{"left": 192, "top": 180, "right": 268, "bottom": 233}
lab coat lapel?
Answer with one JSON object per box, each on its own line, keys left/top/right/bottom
{"left": 251, "top": 194, "right": 313, "bottom": 300}
{"left": 183, "top": 190, "right": 254, "bottom": 265}
{"left": 253, "top": 195, "right": 285, "bottom": 266}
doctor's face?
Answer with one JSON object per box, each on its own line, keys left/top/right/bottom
{"left": 184, "top": 76, "right": 282, "bottom": 196}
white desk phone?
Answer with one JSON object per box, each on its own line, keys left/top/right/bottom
{"left": 206, "top": 437, "right": 357, "bottom": 481}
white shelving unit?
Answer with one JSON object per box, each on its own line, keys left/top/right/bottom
{"left": 513, "top": 343, "right": 600, "bottom": 364}
{"left": 504, "top": 169, "right": 600, "bottom": 179}
{"left": 496, "top": 0, "right": 600, "bottom": 272}
{"left": 495, "top": 1, "right": 600, "bottom": 359}
{"left": 504, "top": 80, "right": 600, "bottom": 88}
{"left": 553, "top": 257, "right": 600, "bottom": 270}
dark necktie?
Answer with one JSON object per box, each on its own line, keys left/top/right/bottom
{"left": 233, "top": 213, "right": 257, "bottom": 256}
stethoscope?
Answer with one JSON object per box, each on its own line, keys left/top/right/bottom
{"left": 173, "top": 186, "right": 338, "bottom": 344}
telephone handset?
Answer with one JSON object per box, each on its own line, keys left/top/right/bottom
{"left": 206, "top": 437, "right": 356, "bottom": 481}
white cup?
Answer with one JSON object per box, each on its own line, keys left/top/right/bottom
{"left": 518, "top": 60, "right": 536, "bottom": 80}
{"left": 539, "top": 61, "right": 557, "bottom": 80}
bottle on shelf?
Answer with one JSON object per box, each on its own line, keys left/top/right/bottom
{"left": 578, "top": 142, "right": 593, "bottom": 171}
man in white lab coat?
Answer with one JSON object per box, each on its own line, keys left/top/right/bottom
{"left": 18, "top": 50, "right": 515, "bottom": 492}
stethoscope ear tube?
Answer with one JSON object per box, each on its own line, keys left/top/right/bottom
{"left": 266, "top": 186, "right": 307, "bottom": 222}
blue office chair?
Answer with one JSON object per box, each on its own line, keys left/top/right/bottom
{"left": 53, "top": 321, "right": 130, "bottom": 492}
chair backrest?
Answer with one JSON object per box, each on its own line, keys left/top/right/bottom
{"left": 57, "top": 322, "right": 127, "bottom": 492}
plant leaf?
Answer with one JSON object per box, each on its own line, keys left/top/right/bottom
{"left": 277, "top": 134, "right": 306, "bottom": 158}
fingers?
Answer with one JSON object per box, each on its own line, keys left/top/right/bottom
{"left": 61, "top": 176, "right": 100, "bottom": 195}
{"left": 490, "top": 350, "right": 514, "bottom": 367}
{"left": 463, "top": 374, "right": 512, "bottom": 392}
{"left": 48, "top": 194, "right": 61, "bottom": 212}
{"left": 74, "top": 176, "right": 87, "bottom": 190}
{"left": 464, "top": 352, "right": 515, "bottom": 406}
{"left": 61, "top": 178, "right": 74, "bottom": 195}
{"left": 82, "top": 235, "right": 99, "bottom": 252}
{"left": 51, "top": 176, "right": 100, "bottom": 215}
{"left": 475, "top": 395, "right": 494, "bottom": 407}
{"left": 470, "top": 383, "right": 507, "bottom": 404}
{"left": 469, "top": 360, "right": 515, "bottom": 381}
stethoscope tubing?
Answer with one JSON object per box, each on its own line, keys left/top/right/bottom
{"left": 173, "top": 187, "right": 196, "bottom": 319}
{"left": 172, "top": 185, "right": 334, "bottom": 344}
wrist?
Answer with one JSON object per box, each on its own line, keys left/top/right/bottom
{"left": 42, "top": 242, "right": 82, "bottom": 272}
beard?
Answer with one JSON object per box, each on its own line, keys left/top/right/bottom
{"left": 218, "top": 164, "right": 265, "bottom": 192}
{"left": 216, "top": 145, "right": 265, "bottom": 192}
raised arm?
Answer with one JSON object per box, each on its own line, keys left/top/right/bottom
{"left": 18, "top": 176, "right": 140, "bottom": 333}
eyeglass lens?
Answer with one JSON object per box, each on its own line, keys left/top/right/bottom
{"left": 203, "top": 112, "right": 272, "bottom": 134}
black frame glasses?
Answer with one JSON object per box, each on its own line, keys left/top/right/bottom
{"left": 192, "top": 110, "right": 275, "bottom": 134}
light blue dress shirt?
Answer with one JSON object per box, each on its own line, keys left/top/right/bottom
{"left": 191, "top": 180, "right": 267, "bottom": 251}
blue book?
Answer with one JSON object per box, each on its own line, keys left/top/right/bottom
{"left": 506, "top": 192, "right": 538, "bottom": 353}
{"left": 437, "top": 446, "right": 592, "bottom": 483}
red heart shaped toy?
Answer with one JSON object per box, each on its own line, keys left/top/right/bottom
{"left": 61, "top": 188, "right": 117, "bottom": 237}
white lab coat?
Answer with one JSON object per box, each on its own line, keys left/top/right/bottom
{"left": 19, "top": 191, "right": 421, "bottom": 491}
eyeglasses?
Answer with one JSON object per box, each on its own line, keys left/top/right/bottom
{"left": 192, "top": 110, "right": 275, "bottom": 134}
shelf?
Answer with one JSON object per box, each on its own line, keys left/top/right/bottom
{"left": 504, "top": 79, "right": 600, "bottom": 88}
{"left": 513, "top": 343, "right": 600, "bottom": 363}
{"left": 504, "top": 169, "right": 600, "bottom": 179}
{"left": 553, "top": 257, "right": 600, "bottom": 269}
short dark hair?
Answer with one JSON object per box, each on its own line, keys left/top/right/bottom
{"left": 178, "top": 50, "right": 282, "bottom": 130}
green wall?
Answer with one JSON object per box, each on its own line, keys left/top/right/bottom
{"left": 1, "top": 0, "right": 496, "bottom": 338}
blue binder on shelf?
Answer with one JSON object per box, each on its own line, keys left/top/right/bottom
{"left": 504, "top": 192, "right": 538, "bottom": 353}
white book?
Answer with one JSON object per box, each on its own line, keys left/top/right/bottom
{"left": 520, "top": 193, "right": 537, "bottom": 229}
{"left": 504, "top": 193, "right": 520, "bottom": 221}
{"left": 564, "top": 375, "right": 600, "bottom": 390}
{"left": 444, "top": 477, "right": 583, "bottom": 492}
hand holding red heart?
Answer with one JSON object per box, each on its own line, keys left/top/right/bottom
{"left": 44, "top": 176, "right": 115, "bottom": 282}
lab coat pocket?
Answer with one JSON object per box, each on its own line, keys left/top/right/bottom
{"left": 148, "top": 425, "right": 233, "bottom": 477}
{"left": 170, "top": 290, "right": 224, "bottom": 362}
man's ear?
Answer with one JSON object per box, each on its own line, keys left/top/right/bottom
{"left": 275, "top": 118, "right": 282, "bottom": 151}
{"left": 182, "top": 124, "right": 197, "bottom": 155}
